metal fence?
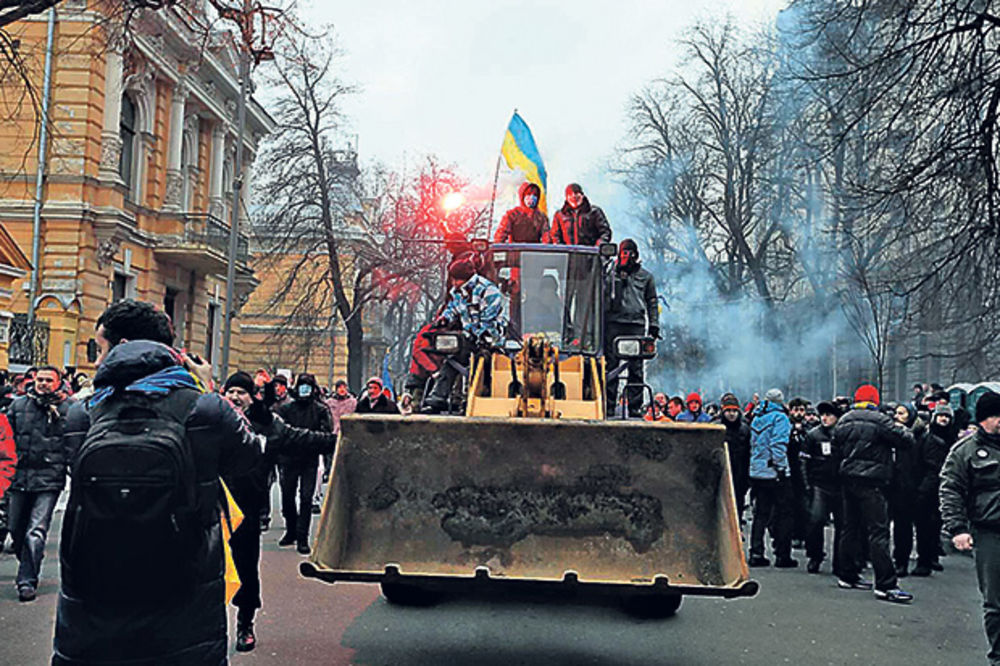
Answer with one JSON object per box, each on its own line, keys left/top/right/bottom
{"left": 184, "top": 213, "right": 249, "bottom": 263}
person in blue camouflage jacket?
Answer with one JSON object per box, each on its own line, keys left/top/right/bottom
{"left": 422, "top": 254, "right": 507, "bottom": 414}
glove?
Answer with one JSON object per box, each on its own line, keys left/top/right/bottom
{"left": 246, "top": 398, "right": 274, "bottom": 427}
{"left": 649, "top": 326, "right": 661, "bottom": 340}
{"left": 261, "top": 379, "right": 277, "bottom": 407}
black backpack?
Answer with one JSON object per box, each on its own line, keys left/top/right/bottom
{"left": 63, "top": 387, "right": 203, "bottom": 602}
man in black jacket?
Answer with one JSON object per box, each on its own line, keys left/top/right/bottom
{"left": 911, "top": 403, "right": 952, "bottom": 576}
{"left": 548, "top": 183, "right": 612, "bottom": 247}
{"left": 53, "top": 299, "right": 264, "bottom": 666}
{"left": 940, "top": 391, "right": 1000, "bottom": 666}
{"left": 357, "top": 377, "right": 400, "bottom": 414}
{"left": 277, "top": 373, "right": 331, "bottom": 554}
{"left": 222, "top": 371, "right": 336, "bottom": 652}
{"left": 889, "top": 403, "right": 921, "bottom": 577}
{"left": 6, "top": 365, "right": 74, "bottom": 601}
{"left": 803, "top": 401, "right": 843, "bottom": 575}
{"left": 833, "top": 384, "right": 915, "bottom": 603}
{"left": 604, "top": 239, "right": 659, "bottom": 417}
{"left": 718, "top": 392, "right": 751, "bottom": 520}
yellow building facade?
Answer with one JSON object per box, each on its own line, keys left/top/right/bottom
{"left": 0, "top": 1, "right": 272, "bottom": 374}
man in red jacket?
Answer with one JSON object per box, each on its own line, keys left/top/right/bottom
{"left": 494, "top": 182, "right": 548, "bottom": 243}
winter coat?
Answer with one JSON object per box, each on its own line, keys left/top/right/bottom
{"left": 277, "top": 397, "right": 332, "bottom": 466}
{"left": 7, "top": 389, "right": 74, "bottom": 492}
{"left": 915, "top": 423, "right": 949, "bottom": 496}
{"left": 53, "top": 340, "right": 262, "bottom": 666}
{"left": 833, "top": 404, "right": 913, "bottom": 486}
{"left": 494, "top": 183, "right": 549, "bottom": 243}
{"left": 226, "top": 413, "right": 338, "bottom": 513}
{"left": 940, "top": 428, "right": 1000, "bottom": 535}
{"left": 326, "top": 394, "right": 357, "bottom": 435}
{"left": 548, "top": 196, "right": 612, "bottom": 246}
{"left": 0, "top": 413, "right": 15, "bottom": 498}
{"left": 720, "top": 413, "right": 751, "bottom": 488}
{"left": 749, "top": 401, "right": 791, "bottom": 480}
{"left": 677, "top": 409, "right": 711, "bottom": 423}
{"left": 606, "top": 261, "right": 658, "bottom": 329}
{"left": 802, "top": 423, "right": 841, "bottom": 489}
{"left": 356, "top": 393, "right": 400, "bottom": 414}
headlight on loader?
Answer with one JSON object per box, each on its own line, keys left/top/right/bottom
{"left": 433, "top": 333, "right": 461, "bottom": 354}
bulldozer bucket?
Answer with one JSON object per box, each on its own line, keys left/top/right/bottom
{"left": 302, "top": 415, "right": 757, "bottom": 599}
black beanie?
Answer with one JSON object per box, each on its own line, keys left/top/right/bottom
{"left": 448, "top": 254, "right": 477, "bottom": 282}
{"left": 977, "top": 391, "right": 1000, "bottom": 423}
{"left": 565, "top": 183, "right": 583, "bottom": 195}
{"left": 223, "top": 371, "right": 255, "bottom": 394}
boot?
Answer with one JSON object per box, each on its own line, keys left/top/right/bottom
{"left": 236, "top": 623, "right": 256, "bottom": 652}
{"left": 278, "top": 532, "right": 296, "bottom": 547}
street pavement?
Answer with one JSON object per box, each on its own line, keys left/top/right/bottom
{"left": 0, "top": 499, "right": 989, "bottom": 666}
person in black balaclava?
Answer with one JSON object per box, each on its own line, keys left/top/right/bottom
{"left": 604, "top": 238, "right": 659, "bottom": 417}
{"left": 276, "top": 373, "right": 331, "bottom": 554}
{"left": 494, "top": 182, "right": 549, "bottom": 243}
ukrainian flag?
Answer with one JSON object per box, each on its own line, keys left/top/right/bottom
{"left": 501, "top": 112, "right": 548, "bottom": 214}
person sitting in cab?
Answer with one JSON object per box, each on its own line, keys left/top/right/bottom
{"left": 421, "top": 254, "right": 508, "bottom": 414}
{"left": 494, "top": 182, "right": 548, "bottom": 243}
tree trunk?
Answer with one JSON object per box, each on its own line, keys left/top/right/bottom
{"left": 346, "top": 311, "right": 365, "bottom": 393}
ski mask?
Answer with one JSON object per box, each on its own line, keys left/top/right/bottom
{"left": 523, "top": 193, "right": 539, "bottom": 208}
{"left": 296, "top": 383, "right": 314, "bottom": 400}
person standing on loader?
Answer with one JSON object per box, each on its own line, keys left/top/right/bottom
{"left": 604, "top": 238, "right": 659, "bottom": 418}
{"left": 494, "top": 182, "right": 549, "bottom": 243}
{"left": 548, "top": 183, "right": 612, "bottom": 246}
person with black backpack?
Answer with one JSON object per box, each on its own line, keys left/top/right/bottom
{"left": 53, "top": 300, "right": 268, "bottom": 666}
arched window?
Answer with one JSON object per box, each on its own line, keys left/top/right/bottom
{"left": 119, "top": 94, "right": 137, "bottom": 192}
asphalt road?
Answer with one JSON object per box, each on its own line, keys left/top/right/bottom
{"left": 0, "top": 499, "right": 989, "bottom": 666}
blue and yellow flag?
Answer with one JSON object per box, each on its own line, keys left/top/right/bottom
{"left": 501, "top": 112, "right": 548, "bottom": 214}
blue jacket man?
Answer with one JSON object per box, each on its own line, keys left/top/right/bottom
{"left": 747, "top": 388, "right": 796, "bottom": 568}
{"left": 750, "top": 395, "right": 791, "bottom": 480}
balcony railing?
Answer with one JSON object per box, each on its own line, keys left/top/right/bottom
{"left": 183, "top": 213, "right": 249, "bottom": 264}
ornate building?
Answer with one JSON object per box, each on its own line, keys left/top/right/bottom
{"left": 0, "top": 0, "right": 272, "bottom": 373}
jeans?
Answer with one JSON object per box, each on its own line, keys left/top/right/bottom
{"left": 806, "top": 485, "right": 843, "bottom": 575}
{"left": 749, "top": 477, "right": 793, "bottom": 560}
{"left": 8, "top": 489, "right": 59, "bottom": 590}
{"left": 605, "top": 322, "right": 646, "bottom": 416}
{"left": 838, "top": 483, "right": 897, "bottom": 591}
{"left": 278, "top": 461, "right": 318, "bottom": 542}
{"left": 974, "top": 527, "right": 1000, "bottom": 666}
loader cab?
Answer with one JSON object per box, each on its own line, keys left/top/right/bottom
{"left": 489, "top": 243, "right": 607, "bottom": 355}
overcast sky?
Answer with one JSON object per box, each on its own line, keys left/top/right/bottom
{"left": 300, "top": 0, "right": 788, "bottom": 226}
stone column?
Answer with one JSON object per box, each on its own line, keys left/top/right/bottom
{"left": 98, "top": 46, "right": 124, "bottom": 182}
{"left": 164, "top": 80, "right": 188, "bottom": 210}
{"left": 209, "top": 123, "right": 226, "bottom": 219}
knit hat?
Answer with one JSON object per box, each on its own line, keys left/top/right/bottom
{"left": 334, "top": 379, "right": 348, "bottom": 388}
{"left": 788, "top": 397, "right": 810, "bottom": 408}
{"left": 933, "top": 403, "right": 954, "bottom": 419}
{"left": 448, "top": 254, "right": 477, "bottom": 282}
{"left": 366, "top": 376, "right": 383, "bottom": 389}
{"left": 273, "top": 374, "right": 288, "bottom": 386}
{"left": 977, "top": 391, "right": 1000, "bottom": 423}
{"left": 854, "top": 384, "right": 880, "bottom": 406}
{"left": 765, "top": 388, "right": 784, "bottom": 404}
{"left": 223, "top": 371, "right": 255, "bottom": 395}
{"left": 720, "top": 392, "right": 741, "bottom": 409}
{"left": 817, "top": 400, "right": 841, "bottom": 417}
{"left": 565, "top": 183, "right": 583, "bottom": 195}
{"left": 686, "top": 392, "right": 702, "bottom": 406}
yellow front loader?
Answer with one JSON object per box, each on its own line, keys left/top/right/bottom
{"left": 301, "top": 244, "right": 757, "bottom": 615}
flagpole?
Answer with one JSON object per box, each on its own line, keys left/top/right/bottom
{"left": 487, "top": 109, "right": 517, "bottom": 240}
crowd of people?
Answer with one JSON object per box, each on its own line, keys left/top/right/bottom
{"left": 632, "top": 382, "right": 991, "bottom": 606}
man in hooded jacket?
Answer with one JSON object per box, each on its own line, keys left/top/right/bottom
{"left": 911, "top": 403, "right": 953, "bottom": 575}
{"left": 604, "top": 239, "right": 658, "bottom": 417}
{"left": 494, "top": 182, "right": 548, "bottom": 243}
{"left": 748, "top": 389, "right": 796, "bottom": 568}
{"left": 53, "top": 299, "right": 265, "bottom": 665}
{"left": 548, "top": 183, "right": 612, "bottom": 246}
{"left": 718, "top": 392, "right": 751, "bottom": 518}
{"left": 277, "top": 373, "right": 331, "bottom": 554}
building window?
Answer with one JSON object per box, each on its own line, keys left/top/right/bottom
{"left": 111, "top": 272, "right": 135, "bottom": 303}
{"left": 120, "top": 94, "right": 137, "bottom": 194}
{"left": 164, "top": 288, "right": 179, "bottom": 344}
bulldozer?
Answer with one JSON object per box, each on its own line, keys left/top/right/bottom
{"left": 301, "top": 242, "right": 758, "bottom": 616}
